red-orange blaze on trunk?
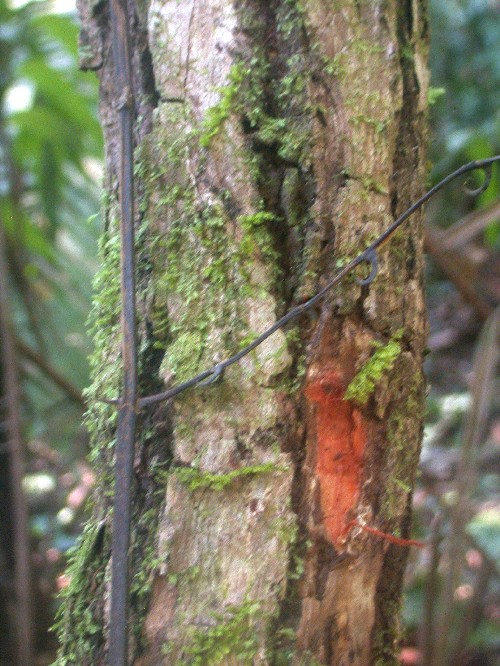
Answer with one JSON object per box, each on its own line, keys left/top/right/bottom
{"left": 305, "top": 372, "right": 367, "bottom": 546}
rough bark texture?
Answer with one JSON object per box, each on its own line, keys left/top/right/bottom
{"left": 56, "top": 0, "right": 428, "bottom": 664}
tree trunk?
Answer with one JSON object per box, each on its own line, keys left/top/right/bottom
{"left": 56, "top": 0, "right": 428, "bottom": 664}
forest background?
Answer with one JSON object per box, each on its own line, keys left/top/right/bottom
{"left": 0, "top": 0, "right": 499, "bottom": 664}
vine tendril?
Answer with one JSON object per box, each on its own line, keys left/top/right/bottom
{"left": 463, "top": 164, "right": 493, "bottom": 197}
{"left": 355, "top": 247, "right": 379, "bottom": 286}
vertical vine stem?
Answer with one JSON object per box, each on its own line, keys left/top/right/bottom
{"left": 108, "top": 0, "right": 137, "bottom": 663}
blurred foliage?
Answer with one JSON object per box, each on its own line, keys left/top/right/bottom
{"left": 0, "top": 0, "right": 102, "bottom": 656}
{"left": 400, "top": 3, "right": 500, "bottom": 663}
{"left": 430, "top": 1, "right": 500, "bottom": 160}
{"left": 0, "top": 0, "right": 102, "bottom": 446}
{"left": 429, "top": 0, "right": 500, "bottom": 243}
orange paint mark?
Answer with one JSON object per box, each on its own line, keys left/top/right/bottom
{"left": 305, "top": 371, "right": 366, "bottom": 546}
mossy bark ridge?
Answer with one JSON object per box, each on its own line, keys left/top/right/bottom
{"left": 57, "top": 0, "right": 428, "bottom": 664}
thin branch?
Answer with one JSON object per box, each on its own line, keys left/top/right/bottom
{"left": 420, "top": 515, "right": 443, "bottom": 666}
{"left": 424, "top": 226, "right": 493, "bottom": 320}
{"left": 442, "top": 198, "right": 500, "bottom": 250}
{"left": 15, "top": 337, "right": 85, "bottom": 407}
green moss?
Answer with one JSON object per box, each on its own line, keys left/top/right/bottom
{"left": 349, "top": 112, "right": 388, "bottom": 134}
{"left": 180, "top": 600, "right": 262, "bottom": 665}
{"left": 163, "top": 331, "right": 204, "bottom": 383}
{"left": 55, "top": 126, "right": 174, "bottom": 663}
{"left": 234, "top": 2, "right": 314, "bottom": 172}
{"left": 372, "top": 598, "right": 402, "bottom": 666}
{"left": 51, "top": 521, "right": 108, "bottom": 665}
{"left": 167, "top": 564, "right": 201, "bottom": 588}
{"left": 271, "top": 513, "right": 306, "bottom": 581}
{"left": 349, "top": 37, "right": 385, "bottom": 56}
{"left": 361, "top": 177, "right": 387, "bottom": 194}
{"left": 253, "top": 114, "right": 310, "bottom": 165}
{"left": 279, "top": 55, "right": 308, "bottom": 97}
{"left": 271, "top": 627, "right": 297, "bottom": 665}
{"left": 427, "top": 86, "right": 445, "bottom": 106}
{"left": 237, "top": 210, "right": 286, "bottom": 297}
{"left": 85, "top": 226, "right": 121, "bottom": 396}
{"left": 273, "top": 513, "right": 299, "bottom": 547}
{"left": 144, "top": 123, "right": 246, "bottom": 368}
{"left": 199, "top": 62, "right": 249, "bottom": 148}
{"left": 130, "top": 508, "right": 163, "bottom": 613}
{"left": 162, "top": 641, "right": 174, "bottom": 656}
{"left": 274, "top": 645, "right": 324, "bottom": 666}
{"left": 322, "top": 53, "right": 346, "bottom": 78}
{"left": 342, "top": 170, "right": 388, "bottom": 195}
{"left": 345, "top": 330, "right": 404, "bottom": 404}
{"left": 142, "top": 97, "right": 293, "bottom": 377}
{"left": 172, "top": 462, "right": 287, "bottom": 492}
{"left": 239, "top": 211, "right": 277, "bottom": 231}
{"left": 277, "top": 0, "right": 306, "bottom": 38}
{"left": 275, "top": 525, "right": 304, "bottom": 579}
{"left": 400, "top": 44, "right": 414, "bottom": 61}
{"left": 144, "top": 15, "right": 313, "bottom": 381}
{"left": 382, "top": 386, "right": 423, "bottom": 521}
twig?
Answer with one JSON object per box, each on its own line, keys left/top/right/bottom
{"left": 442, "top": 198, "right": 500, "bottom": 250}
{"left": 15, "top": 337, "right": 85, "bottom": 406}
{"left": 420, "top": 514, "right": 443, "bottom": 666}
{"left": 349, "top": 517, "right": 426, "bottom": 548}
{"left": 424, "top": 226, "right": 493, "bottom": 320}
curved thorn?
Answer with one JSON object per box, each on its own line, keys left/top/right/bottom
{"left": 464, "top": 164, "right": 492, "bottom": 197}
{"left": 198, "top": 364, "right": 225, "bottom": 386}
{"left": 356, "top": 248, "right": 379, "bottom": 286}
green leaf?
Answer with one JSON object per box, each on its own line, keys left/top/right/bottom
{"left": 427, "top": 86, "right": 446, "bottom": 105}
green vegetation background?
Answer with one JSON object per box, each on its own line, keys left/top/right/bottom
{"left": 0, "top": 0, "right": 498, "bottom": 661}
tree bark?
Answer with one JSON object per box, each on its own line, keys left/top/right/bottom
{"left": 56, "top": 0, "right": 428, "bottom": 664}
